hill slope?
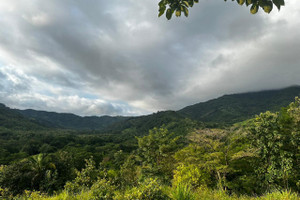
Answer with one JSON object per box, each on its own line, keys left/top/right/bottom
{"left": 0, "top": 103, "right": 45, "bottom": 130}
{"left": 178, "top": 86, "right": 300, "bottom": 124}
{"left": 3, "top": 86, "right": 300, "bottom": 130}
{"left": 103, "top": 110, "right": 199, "bottom": 136}
{"left": 17, "top": 109, "right": 128, "bottom": 130}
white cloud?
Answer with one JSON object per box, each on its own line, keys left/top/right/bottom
{"left": 0, "top": 0, "right": 299, "bottom": 115}
{"left": 0, "top": 66, "right": 145, "bottom": 116}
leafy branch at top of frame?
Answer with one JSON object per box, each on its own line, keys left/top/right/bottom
{"left": 158, "top": 0, "right": 285, "bottom": 20}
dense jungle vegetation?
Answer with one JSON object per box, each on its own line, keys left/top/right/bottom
{"left": 0, "top": 89, "right": 300, "bottom": 199}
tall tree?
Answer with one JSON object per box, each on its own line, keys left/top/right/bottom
{"left": 136, "top": 127, "right": 180, "bottom": 183}
{"left": 26, "top": 154, "right": 56, "bottom": 192}
{"left": 249, "top": 98, "right": 300, "bottom": 191}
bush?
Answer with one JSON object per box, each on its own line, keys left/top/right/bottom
{"left": 115, "top": 178, "right": 170, "bottom": 200}
{"left": 173, "top": 164, "right": 210, "bottom": 189}
{"left": 0, "top": 162, "right": 32, "bottom": 195}
{"left": 64, "top": 158, "right": 98, "bottom": 193}
{"left": 0, "top": 186, "right": 13, "bottom": 199}
{"left": 90, "top": 179, "right": 116, "bottom": 200}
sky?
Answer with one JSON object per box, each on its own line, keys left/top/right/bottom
{"left": 0, "top": 0, "right": 300, "bottom": 116}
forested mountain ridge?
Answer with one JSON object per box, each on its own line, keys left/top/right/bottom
{"left": 1, "top": 87, "right": 300, "bottom": 199}
{"left": 1, "top": 97, "right": 300, "bottom": 199}
{"left": 178, "top": 85, "right": 300, "bottom": 124}
{"left": 102, "top": 110, "right": 200, "bottom": 137}
{"left": 0, "top": 103, "right": 46, "bottom": 130}
{"left": 2, "top": 86, "right": 300, "bottom": 131}
{"left": 16, "top": 109, "right": 129, "bottom": 130}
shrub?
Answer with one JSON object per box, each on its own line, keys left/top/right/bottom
{"left": 64, "top": 158, "right": 98, "bottom": 193}
{"left": 115, "top": 178, "right": 170, "bottom": 200}
{"left": 90, "top": 179, "right": 116, "bottom": 200}
{"left": 173, "top": 164, "right": 210, "bottom": 189}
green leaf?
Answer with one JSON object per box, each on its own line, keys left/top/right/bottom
{"left": 246, "top": 0, "right": 252, "bottom": 6}
{"left": 182, "top": 1, "right": 189, "bottom": 7}
{"left": 272, "top": 0, "right": 285, "bottom": 10}
{"left": 158, "top": 0, "right": 165, "bottom": 7}
{"left": 258, "top": 0, "right": 267, "bottom": 7}
{"left": 158, "top": 5, "right": 166, "bottom": 17}
{"left": 183, "top": 7, "right": 189, "bottom": 17}
{"left": 250, "top": 4, "right": 259, "bottom": 14}
{"left": 237, "top": 0, "right": 245, "bottom": 5}
{"left": 262, "top": 1, "right": 273, "bottom": 13}
{"left": 158, "top": 9, "right": 165, "bottom": 17}
{"left": 175, "top": 9, "right": 181, "bottom": 17}
{"left": 166, "top": 8, "right": 172, "bottom": 20}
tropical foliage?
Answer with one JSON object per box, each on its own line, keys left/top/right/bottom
{"left": 1, "top": 96, "right": 300, "bottom": 199}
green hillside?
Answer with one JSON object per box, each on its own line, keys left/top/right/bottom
{"left": 103, "top": 110, "right": 200, "bottom": 137}
{"left": 11, "top": 86, "right": 300, "bottom": 131}
{"left": 178, "top": 86, "right": 300, "bottom": 124}
{"left": 1, "top": 87, "right": 300, "bottom": 199}
{"left": 1, "top": 98, "right": 300, "bottom": 199}
{"left": 15, "top": 108, "right": 199, "bottom": 136}
{"left": 16, "top": 109, "right": 128, "bottom": 130}
{"left": 0, "top": 104, "right": 45, "bottom": 131}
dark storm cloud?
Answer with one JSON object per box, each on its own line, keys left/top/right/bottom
{"left": 0, "top": 0, "right": 299, "bottom": 115}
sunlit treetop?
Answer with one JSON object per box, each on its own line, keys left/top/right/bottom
{"left": 158, "top": 0, "right": 285, "bottom": 20}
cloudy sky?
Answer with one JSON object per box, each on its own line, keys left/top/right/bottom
{"left": 0, "top": 0, "right": 300, "bottom": 116}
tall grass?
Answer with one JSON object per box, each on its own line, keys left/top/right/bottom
{"left": 9, "top": 187, "right": 300, "bottom": 200}
{"left": 259, "top": 190, "right": 300, "bottom": 200}
{"left": 171, "top": 184, "right": 196, "bottom": 200}
{"left": 194, "top": 189, "right": 300, "bottom": 200}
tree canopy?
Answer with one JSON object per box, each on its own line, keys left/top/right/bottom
{"left": 158, "top": 0, "right": 285, "bottom": 20}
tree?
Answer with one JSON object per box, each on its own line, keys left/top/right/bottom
{"left": 0, "top": 154, "right": 57, "bottom": 195}
{"left": 26, "top": 154, "right": 57, "bottom": 192}
{"left": 158, "top": 0, "right": 285, "bottom": 20}
{"left": 0, "top": 161, "right": 32, "bottom": 195}
{"left": 174, "top": 129, "right": 232, "bottom": 190}
{"left": 136, "top": 127, "right": 180, "bottom": 183}
{"left": 248, "top": 98, "right": 300, "bottom": 191}
{"left": 64, "top": 157, "right": 99, "bottom": 193}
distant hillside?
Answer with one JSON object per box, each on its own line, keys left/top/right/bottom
{"left": 178, "top": 86, "right": 300, "bottom": 124}
{"left": 16, "top": 109, "right": 128, "bottom": 130}
{"left": 2, "top": 86, "right": 300, "bottom": 131}
{"left": 0, "top": 103, "right": 45, "bottom": 130}
{"left": 103, "top": 110, "right": 199, "bottom": 136}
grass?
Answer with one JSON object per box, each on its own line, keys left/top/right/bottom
{"left": 4, "top": 188, "right": 300, "bottom": 200}
{"left": 171, "top": 184, "right": 196, "bottom": 200}
{"left": 194, "top": 189, "right": 300, "bottom": 200}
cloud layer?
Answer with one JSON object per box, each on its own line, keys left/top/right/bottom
{"left": 0, "top": 0, "right": 300, "bottom": 116}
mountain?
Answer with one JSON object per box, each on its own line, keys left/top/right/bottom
{"left": 0, "top": 103, "right": 45, "bottom": 130}
{"left": 178, "top": 85, "right": 300, "bottom": 124}
{"left": 103, "top": 110, "right": 198, "bottom": 136}
{"left": 16, "top": 109, "right": 128, "bottom": 130}
{"left": 2, "top": 85, "right": 300, "bottom": 131}
{"left": 85, "top": 86, "right": 300, "bottom": 132}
